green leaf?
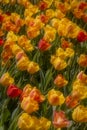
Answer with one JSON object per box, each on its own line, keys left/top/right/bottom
{"left": 10, "top": 104, "right": 20, "bottom": 122}
{"left": 44, "top": 69, "right": 53, "bottom": 91}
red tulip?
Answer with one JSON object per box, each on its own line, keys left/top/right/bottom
{"left": 0, "top": 14, "right": 4, "bottom": 23}
{"left": 53, "top": 111, "right": 70, "bottom": 128}
{"left": 7, "top": 85, "right": 22, "bottom": 98}
{"left": 78, "top": 2, "right": 87, "bottom": 10}
{"left": 39, "top": 1, "right": 48, "bottom": 10}
{"left": 38, "top": 39, "right": 51, "bottom": 51}
{"left": 0, "top": 39, "right": 4, "bottom": 46}
{"left": 40, "top": 14, "right": 48, "bottom": 23}
{"left": 77, "top": 31, "right": 87, "bottom": 42}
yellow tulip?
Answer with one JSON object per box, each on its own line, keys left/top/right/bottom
{"left": 0, "top": 72, "right": 14, "bottom": 87}
{"left": 43, "top": 0, "right": 53, "bottom": 7}
{"left": 16, "top": 56, "right": 30, "bottom": 71}
{"left": 48, "top": 89, "right": 65, "bottom": 106}
{"left": 72, "top": 105, "right": 87, "bottom": 122}
{"left": 46, "top": 9, "right": 55, "bottom": 19}
{"left": 18, "top": 35, "right": 34, "bottom": 51}
{"left": 18, "top": 113, "right": 34, "bottom": 130}
{"left": 27, "top": 61, "right": 40, "bottom": 74}
{"left": 65, "top": 48, "right": 74, "bottom": 57}
{"left": 39, "top": 117, "right": 51, "bottom": 130}
{"left": 72, "top": 79, "right": 87, "bottom": 100}
{"left": 55, "top": 48, "right": 66, "bottom": 59}
{"left": 51, "top": 56, "right": 67, "bottom": 70}
{"left": 78, "top": 54, "right": 87, "bottom": 67}
{"left": 44, "top": 25, "right": 56, "bottom": 42}
{"left": 7, "top": 31, "right": 18, "bottom": 42}
{"left": 21, "top": 96, "right": 39, "bottom": 114}
{"left": 51, "top": 18, "right": 60, "bottom": 29}
{"left": 11, "top": 44, "right": 22, "bottom": 55}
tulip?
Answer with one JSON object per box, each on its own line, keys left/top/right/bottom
{"left": 77, "top": 31, "right": 87, "bottom": 42}
{"left": 39, "top": 117, "right": 51, "bottom": 130}
{"left": 72, "top": 105, "right": 87, "bottom": 122}
{"left": 0, "top": 72, "right": 14, "bottom": 87}
{"left": 53, "top": 111, "right": 70, "bottom": 128}
{"left": 51, "top": 56, "right": 67, "bottom": 70}
{"left": 7, "top": 84, "right": 22, "bottom": 98}
{"left": 38, "top": 39, "right": 51, "bottom": 51}
{"left": 29, "top": 87, "right": 45, "bottom": 103}
{"left": 0, "top": 38, "right": 4, "bottom": 46}
{"left": 54, "top": 74, "right": 68, "bottom": 88}
{"left": 78, "top": 54, "right": 87, "bottom": 67}
{"left": 27, "top": 61, "right": 40, "bottom": 74}
{"left": 21, "top": 96, "right": 39, "bottom": 114}
{"left": 20, "top": 84, "right": 32, "bottom": 100}
{"left": 65, "top": 95, "right": 79, "bottom": 108}
{"left": 18, "top": 113, "right": 35, "bottom": 130}
{"left": 48, "top": 89, "right": 65, "bottom": 106}
{"left": 39, "top": 1, "right": 48, "bottom": 10}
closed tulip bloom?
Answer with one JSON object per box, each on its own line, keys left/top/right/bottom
{"left": 61, "top": 38, "right": 72, "bottom": 49}
{"left": 72, "top": 105, "right": 87, "bottom": 122}
{"left": 46, "top": 9, "right": 55, "bottom": 19}
{"left": 31, "top": 116, "right": 41, "bottom": 130}
{"left": 39, "top": 117, "right": 51, "bottom": 130}
{"left": 38, "top": 39, "right": 51, "bottom": 51}
{"left": 65, "top": 95, "right": 79, "bottom": 108}
{"left": 20, "top": 84, "right": 33, "bottom": 100}
{"left": 40, "top": 14, "right": 48, "bottom": 23}
{"left": 72, "top": 79, "right": 87, "bottom": 100}
{"left": 53, "top": 111, "right": 70, "bottom": 128}
{"left": 0, "top": 14, "right": 4, "bottom": 23}
{"left": 29, "top": 87, "right": 45, "bottom": 103}
{"left": 7, "top": 84, "right": 22, "bottom": 98}
{"left": 51, "top": 56, "right": 67, "bottom": 70}
{"left": 51, "top": 18, "right": 60, "bottom": 29}
{"left": 65, "top": 48, "right": 74, "bottom": 58}
{"left": 77, "top": 71, "right": 87, "bottom": 84}
{"left": 48, "top": 89, "right": 65, "bottom": 106}
{"left": 27, "top": 27, "right": 40, "bottom": 39}
{"left": 0, "top": 38, "right": 4, "bottom": 46}
{"left": 43, "top": 25, "right": 56, "bottom": 42}
{"left": 21, "top": 96, "right": 39, "bottom": 114}
{"left": 54, "top": 74, "right": 68, "bottom": 88}
{"left": 78, "top": 54, "right": 87, "bottom": 67}
{"left": 11, "top": 44, "right": 22, "bottom": 55}
{"left": 16, "top": 56, "right": 30, "bottom": 71}
{"left": 77, "top": 31, "right": 87, "bottom": 42}
{"left": 6, "top": 31, "right": 18, "bottom": 42}
{"left": 18, "top": 113, "right": 34, "bottom": 130}
{"left": 39, "top": 1, "right": 48, "bottom": 10}
{"left": 18, "top": 35, "right": 34, "bottom": 52}
{"left": 55, "top": 48, "right": 66, "bottom": 59}
{"left": 27, "top": 61, "right": 40, "bottom": 74}
{"left": 0, "top": 72, "right": 14, "bottom": 87}
{"left": 78, "top": 2, "right": 87, "bottom": 10}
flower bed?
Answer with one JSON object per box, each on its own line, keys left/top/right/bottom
{"left": 0, "top": 0, "right": 87, "bottom": 130}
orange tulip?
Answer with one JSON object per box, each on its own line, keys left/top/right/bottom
{"left": 29, "top": 87, "right": 45, "bottom": 103}
{"left": 53, "top": 111, "right": 70, "bottom": 128}
{"left": 54, "top": 74, "right": 68, "bottom": 88}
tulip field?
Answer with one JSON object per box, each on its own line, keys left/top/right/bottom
{"left": 0, "top": 0, "right": 87, "bottom": 130}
